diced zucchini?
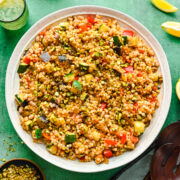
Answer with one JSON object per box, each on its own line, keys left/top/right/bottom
{"left": 134, "top": 121, "right": 145, "bottom": 135}
{"left": 35, "top": 129, "right": 42, "bottom": 139}
{"left": 99, "top": 24, "right": 109, "bottom": 33}
{"left": 42, "top": 36, "right": 48, "bottom": 46}
{"left": 17, "top": 63, "right": 29, "bottom": 73}
{"left": 64, "top": 73, "right": 75, "bottom": 82}
{"left": 15, "top": 94, "right": 28, "bottom": 107}
{"left": 50, "top": 98, "right": 55, "bottom": 103}
{"left": 113, "top": 46, "right": 121, "bottom": 55}
{"left": 92, "top": 52, "right": 100, "bottom": 59}
{"left": 47, "top": 145, "right": 58, "bottom": 155}
{"left": 79, "top": 63, "right": 89, "bottom": 71}
{"left": 24, "top": 120, "right": 32, "bottom": 131}
{"left": 113, "top": 36, "right": 122, "bottom": 46}
{"left": 117, "top": 112, "right": 122, "bottom": 123}
{"left": 73, "top": 80, "right": 82, "bottom": 91}
{"left": 15, "top": 94, "right": 23, "bottom": 104}
{"left": 84, "top": 74, "right": 93, "bottom": 82}
{"left": 59, "top": 22, "right": 69, "bottom": 30}
{"left": 80, "top": 92, "right": 88, "bottom": 101}
{"left": 65, "top": 133, "right": 77, "bottom": 143}
{"left": 122, "top": 36, "right": 128, "bottom": 45}
{"left": 66, "top": 92, "right": 71, "bottom": 96}
{"left": 99, "top": 40, "right": 105, "bottom": 46}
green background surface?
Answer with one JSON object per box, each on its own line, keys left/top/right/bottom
{"left": 0, "top": 0, "right": 180, "bottom": 179}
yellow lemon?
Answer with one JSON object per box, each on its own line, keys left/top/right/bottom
{"left": 176, "top": 79, "right": 180, "bottom": 100}
{"left": 151, "top": 0, "right": 178, "bottom": 13}
{"left": 161, "top": 22, "right": 180, "bottom": 38}
{"left": 0, "top": 0, "right": 5, "bottom": 4}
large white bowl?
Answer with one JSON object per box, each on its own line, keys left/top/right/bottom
{"left": 5, "top": 5, "right": 172, "bottom": 172}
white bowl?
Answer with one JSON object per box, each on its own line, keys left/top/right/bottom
{"left": 5, "top": 5, "right": 172, "bottom": 172}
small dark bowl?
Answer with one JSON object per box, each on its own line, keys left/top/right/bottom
{"left": 0, "top": 158, "right": 45, "bottom": 180}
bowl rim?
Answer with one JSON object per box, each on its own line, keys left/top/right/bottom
{"left": 0, "top": 158, "right": 46, "bottom": 180}
{"left": 5, "top": 5, "right": 172, "bottom": 173}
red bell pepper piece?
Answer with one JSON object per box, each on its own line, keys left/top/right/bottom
{"left": 101, "top": 102, "right": 106, "bottom": 110}
{"left": 152, "top": 86, "right": 157, "bottom": 91}
{"left": 130, "top": 136, "right": 139, "bottom": 144}
{"left": 122, "top": 30, "right": 134, "bottom": 36}
{"left": 75, "top": 76, "right": 79, "bottom": 80}
{"left": 137, "top": 72, "right": 143, "bottom": 77}
{"left": 120, "top": 89, "right": 124, "bottom": 96}
{"left": 23, "top": 56, "right": 31, "bottom": 65}
{"left": 150, "top": 97, "right": 156, "bottom": 103}
{"left": 104, "top": 149, "right": 113, "bottom": 158}
{"left": 80, "top": 156, "right": 85, "bottom": 161}
{"left": 123, "top": 66, "right": 134, "bottom": 73}
{"left": 102, "top": 59, "right": 107, "bottom": 63}
{"left": 79, "top": 24, "right": 92, "bottom": 33}
{"left": 139, "top": 49, "right": 145, "bottom": 54}
{"left": 25, "top": 76, "right": 30, "bottom": 86}
{"left": 105, "top": 139, "right": 117, "bottom": 146}
{"left": 87, "top": 16, "right": 95, "bottom": 25}
{"left": 40, "top": 31, "right": 46, "bottom": 36}
{"left": 42, "top": 132, "right": 51, "bottom": 140}
{"left": 129, "top": 128, "right": 139, "bottom": 144}
{"left": 121, "top": 133, "right": 127, "bottom": 145}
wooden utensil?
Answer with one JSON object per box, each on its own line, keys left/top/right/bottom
{"left": 150, "top": 143, "right": 180, "bottom": 180}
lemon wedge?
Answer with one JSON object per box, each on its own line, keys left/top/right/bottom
{"left": 0, "top": 0, "right": 5, "bottom": 4}
{"left": 151, "top": 0, "right": 178, "bottom": 13}
{"left": 176, "top": 79, "right": 180, "bottom": 100}
{"left": 161, "top": 22, "right": 180, "bottom": 37}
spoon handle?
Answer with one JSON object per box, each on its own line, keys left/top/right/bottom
{"left": 110, "top": 142, "right": 156, "bottom": 180}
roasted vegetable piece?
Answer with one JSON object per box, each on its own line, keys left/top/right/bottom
{"left": 65, "top": 133, "right": 77, "bottom": 143}
{"left": 59, "top": 55, "right": 67, "bottom": 62}
{"left": 73, "top": 80, "right": 82, "bottom": 91}
{"left": 103, "top": 149, "right": 113, "bottom": 158}
{"left": 35, "top": 129, "right": 42, "bottom": 139}
{"left": 40, "top": 52, "right": 51, "bottom": 62}
{"left": 15, "top": 94, "right": 28, "bottom": 107}
{"left": 79, "top": 63, "right": 89, "bottom": 71}
{"left": 113, "top": 36, "right": 122, "bottom": 46}
{"left": 39, "top": 114, "right": 48, "bottom": 123}
{"left": 150, "top": 144, "right": 180, "bottom": 180}
{"left": 17, "top": 63, "right": 29, "bottom": 73}
{"left": 64, "top": 73, "right": 75, "bottom": 82}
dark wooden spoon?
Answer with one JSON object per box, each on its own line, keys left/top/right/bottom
{"left": 111, "top": 121, "right": 180, "bottom": 180}
{"left": 143, "top": 172, "right": 151, "bottom": 180}
{"left": 150, "top": 143, "right": 180, "bottom": 180}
